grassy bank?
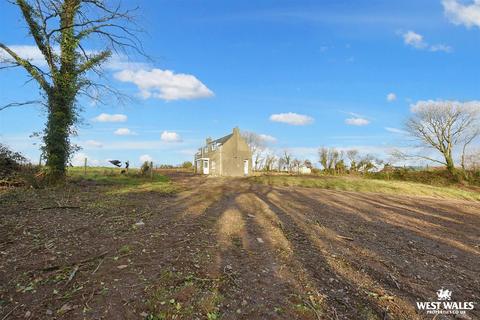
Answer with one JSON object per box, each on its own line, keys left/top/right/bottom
{"left": 367, "top": 169, "right": 480, "bottom": 187}
{"left": 251, "top": 175, "right": 480, "bottom": 201}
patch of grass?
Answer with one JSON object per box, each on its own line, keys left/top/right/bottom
{"left": 108, "top": 181, "right": 177, "bottom": 195}
{"left": 68, "top": 167, "right": 177, "bottom": 195}
{"left": 145, "top": 271, "right": 223, "bottom": 320}
{"left": 251, "top": 175, "right": 480, "bottom": 201}
{"left": 358, "top": 304, "right": 381, "bottom": 320}
{"left": 118, "top": 245, "right": 132, "bottom": 255}
{"left": 287, "top": 292, "right": 327, "bottom": 319}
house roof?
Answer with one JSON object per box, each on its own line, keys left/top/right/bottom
{"left": 212, "top": 133, "right": 232, "bottom": 145}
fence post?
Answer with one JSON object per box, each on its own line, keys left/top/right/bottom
{"left": 84, "top": 158, "right": 87, "bottom": 176}
{"left": 150, "top": 161, "right": 153, "bottom": 180}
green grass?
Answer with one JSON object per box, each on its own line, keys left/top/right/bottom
{"left": 250, "top": 175, "right": 480, "bottom": 201}
{"left": 68, "top": 167, "right": 177, "bottom": 195}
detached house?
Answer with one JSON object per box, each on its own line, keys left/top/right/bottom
{"left": 194, "top": 127, "right": 252, "bottom": 176}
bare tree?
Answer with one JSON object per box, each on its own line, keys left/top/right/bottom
{"left": 403, "top": 100, "right": 480, "bottom": 175}
{"left": 461, "top": 129, "right": 480, "bottom": 170}
{"left": 326, "top": 149, "right": 339, "bottom": 171}
{"left": 304, "top": 159, "right": 313, "bottom": 169}
{"left": 291, "top": 158, "right": 301, "bottom": 174}
{"left": 318, "top": 147, "right": 343, "bottom": 173}
{"left": 264, "top": 153, "right": 277, "bottom": 172}
{"left": 319, "top": 147, "right": 328, "bottom": 171}
{"left": 463, "top": 148, "right": 480, "bottom": 171}
{"left": 281, "top": 150, "right": 292, "bottom": 173}
{"left": 241, "top": 131, "right": 266, "bottom": 171}
{"left": 1, "top": 0, "right": 143, "bottom": 183}
{"left": 346, "top": 149, "right": 359, "bottom": 172}
{"left": 357, "top": 154, "right": 383, "bottom": 173}
{"left": 335, "top": 159, "right": 346, "bottom": 174}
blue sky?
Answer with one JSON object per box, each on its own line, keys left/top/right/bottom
{"left": 1, "top": 0, "right": 480, "bottom": 167}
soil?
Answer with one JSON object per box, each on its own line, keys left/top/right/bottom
{"left": 1, "top": 172, "right": 479, "bottom": 320}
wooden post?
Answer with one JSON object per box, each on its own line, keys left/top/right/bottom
{"left": 150, "top": 161, "right": 153, "bottom": 180}
{"left": 84, "top": 158, "right": 87, "bottom": 176}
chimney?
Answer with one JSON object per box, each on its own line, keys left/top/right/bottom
{"left": 206, "top": 137, "right": 212, "bottom": 145}
{"left": 232, "top": 127, "right": 240, "bottom": 136}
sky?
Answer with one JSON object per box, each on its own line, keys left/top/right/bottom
{"left": 1, "top": 0, "right": 480, "bottom": 167}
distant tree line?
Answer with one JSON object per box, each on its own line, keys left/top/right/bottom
{"left": 318, "top": 148, "right": 384, "bottom": 174}
{"left": 242, "top": 100, "right": 480, "bottom": 181}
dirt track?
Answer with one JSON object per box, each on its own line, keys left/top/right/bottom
{"left": 1, "top": 173, "right": 479, "bottom": 319}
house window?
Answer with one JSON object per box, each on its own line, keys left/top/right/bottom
{"left": 204, "top": 147, "right": 208, "bottom": 153}
{"left": 211, "top": 161, "right": 216, "bottom": 171}
{"left": 212, "top": 143, "right": 217, "bottom": 151}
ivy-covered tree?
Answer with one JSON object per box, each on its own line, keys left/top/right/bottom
{"left": 0, "top": 0, "right": 141, "bottom": 183}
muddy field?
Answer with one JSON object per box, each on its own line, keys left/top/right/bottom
{"left": 1, "top": 173, "right": 479, "bottom": 319}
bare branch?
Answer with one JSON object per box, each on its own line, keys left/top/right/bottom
{"left": 0, "top": 43, "right": 51, "bottom": 92}
{"left": 16, "top": 0, "right": 58, "bottom": 74}
{"left": 391, "top": 149, "right": 447, "bottom": 166}
{"left": 0, "top": 100, "right": 42, "bottom": 111}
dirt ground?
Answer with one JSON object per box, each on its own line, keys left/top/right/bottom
{"left": 1, "top": 172, "right": 479, "bottom": 320}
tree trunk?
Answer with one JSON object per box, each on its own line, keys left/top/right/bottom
{"left": 444, "top": 152, "right": 457, "bottom": 177}
{"left": 44, "top": 93, "right": 74, "bottom": 183}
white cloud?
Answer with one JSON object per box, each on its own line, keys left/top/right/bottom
{"left": 429, "top": 44, "right": 453, "bottom": 52}
{"left": 161, "top": 131, "right": 182, "bottom": 143}
{"left": 93, "top": 113, "right": 127, "bottom": 123}
{"left": 387, "top": 93, "right": 397, "bottom": 102}
{"left": 259, "top": 134, "right": 277, "bottom": 143}
{"left": 403, "top": 30, "right": 426, "bottom": 49}
{"left": 114, "top": 68, "right": 214, "bottom": 101}
{"left": 269, "top": 112, "right": 314, "bottom": 126}
{"left": 400, "top": 30, "right": 452, "bottom": 53}
{"left": 84, "top": 140, "right": 103, "bottom": 148}
{"left": 114, "top": 128, "right": 135, "bottom": 136}
{"left": 139, "top": 154, "right": 153, "bottom": 163}
{"left": 385, "top": 127, "right": 408, "bottom": 134}
{"left": 104, "top": 54, "right": 149, "bottom": 71}
{"left": 345, "top": 117, "right": 370, "bottom": 126}
{"left": 71, "top": 152, "right": 102, "bottom": 166}
{"left": 0, "top": 45, "right": 46, "bottom": 66}
{"left": 442, "top": 0, "right": 480, "bottom": 28}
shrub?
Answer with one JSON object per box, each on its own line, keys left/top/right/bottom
{"left": 140, "top": 161, "right": 151, "bottom": 175}
{"left": 181, "top": 161, "right": 193, "bottom": 169}
{"left": 0, "top": 144, "right": 28, "bottom": 179}
{"left": 367, "top": 168, "right": 476, "bottom": 186}
{"left": 0, "top": 144, "right": 41, "bottom": 187}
